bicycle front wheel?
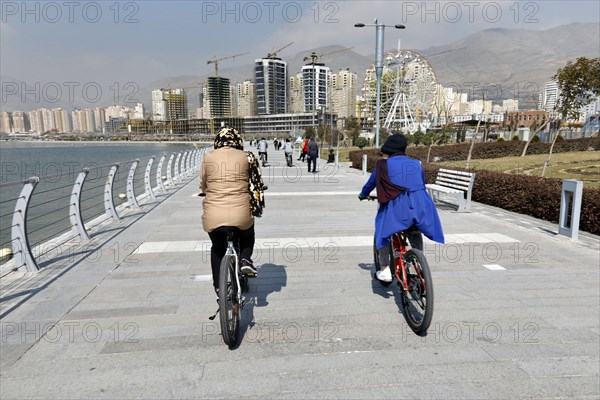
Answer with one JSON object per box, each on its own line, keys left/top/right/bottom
{"left": 219, "top": 254, "right": 239, "bottom": 347}
{"left": 401, "top": 249, "right": 434, "bottom": 335}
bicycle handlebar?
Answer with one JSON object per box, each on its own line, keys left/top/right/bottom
{"left": 359, "top": 195, "right": 378, "bottom": 201}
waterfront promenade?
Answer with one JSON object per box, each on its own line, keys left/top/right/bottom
{"left": 0, "top": 145, "right": 599, "bottom": 399}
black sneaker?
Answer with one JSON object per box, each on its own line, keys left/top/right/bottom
{"left": 241, "top": 259, "right": 258, "bottom": 276}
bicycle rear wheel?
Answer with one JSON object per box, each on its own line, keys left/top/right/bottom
{"left": 219, "top": 254, "right": 239, "bottom": 347}
{"left": 401, "top": 249, "right": 434, "bottom": 334}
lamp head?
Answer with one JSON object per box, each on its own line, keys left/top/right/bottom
{"left": 354, "top": 23, "right": 365, "bottom": 27}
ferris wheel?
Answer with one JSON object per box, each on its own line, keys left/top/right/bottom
{"left": 377, "top": 50, "right": 438, "bottom": 133}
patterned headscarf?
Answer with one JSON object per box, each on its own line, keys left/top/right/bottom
{"left": 213, "top": 126, "right": 266, "bottom": 217}
{"left": 214, "top": 126, "right": 243, "bottom": 150}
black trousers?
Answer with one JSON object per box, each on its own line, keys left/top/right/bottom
{"left": 208, "top": 225, "right": 255, "bottom": 289}
{"left": 259, "top": 151, "right": 268, "bottom": 163}
{"left": 308, "top": 155, "right": 317, "bottom": 172}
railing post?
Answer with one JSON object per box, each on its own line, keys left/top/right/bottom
{"left": 70, "top": 169, "right": 90, "bottom": 242}
{"left": 186, "top": 150, "right": 192, "bottom": 175}
{"left": 166, "top": 153, "right": 175, "bottom": 187}
{"left": 105, "top": 164, "right": 120, "bottom": 222}
{"left": 11, "top": 177, "right": 39, "bottom": 272}
{"left": 127, "top": 160, "right": 140, "bottom": 208}
{"left": 362, "top": 154, "right": 368, "bottom": 176}
{"left": 181, "top": 151, "right": 188, "bottom": 177}
{"left": 186, "top": 151, "right": 192, "bottom": 175}
{"left": 144, "top": 157, "right": 156, "bottom": 201}
{"left": 174, "top": 152, "right": 182, "bottom": 182}
{"left": 156, "top": 154, "right": 166, "bottom": 192}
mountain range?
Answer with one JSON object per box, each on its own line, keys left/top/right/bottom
{"left": 2, "top": 22, "right": 598, "bottom": 112}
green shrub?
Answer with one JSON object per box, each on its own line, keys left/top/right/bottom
{"left": 531, "top": 135, "right": 540, "bottom": 143}
{"left": 511, "top": 135, "right": 521, "bottom": 141}
{"left": 497, "top": 137, "right": 505, "bottom": 142}
{"left": 556, "top": 135, "right": 564, "bottom": 142}
{"left": 355, "top": 137, "right": 368, "bottom": 149}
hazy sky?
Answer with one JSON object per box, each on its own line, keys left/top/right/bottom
{"left": 1, "top": 0, "right": 599, "bottom": 104}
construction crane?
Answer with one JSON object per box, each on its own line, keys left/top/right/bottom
{"left": 207, "top": 52, "right": 249, "bottom": 77}
{"left": 303, "top": 47, "right": 354, "bottom": 64}
{"left": 266, "top": 42, "right": 293, "bottom": 59}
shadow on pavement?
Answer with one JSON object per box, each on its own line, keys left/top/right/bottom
{"left": 235, "top": 263, "right": 287, "bottom": 349}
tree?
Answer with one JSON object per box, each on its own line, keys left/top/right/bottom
{"left": 520, "top": 115, "right": 549, "bottom": 157}
{"left": 553, "top": 57, "right": 600, "bottom": 120}
{"left": 355, "top": 137, "right": 368, "bottom": 149}
{"left": 345, "top": 117, "right": 360, "bottom": 145}
{"left": 304, "top": 126, "right": 315, "bottom": 139}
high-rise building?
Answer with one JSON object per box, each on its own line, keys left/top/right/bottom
{"left": 329, "top": 69, "right": 357, "bottom": 119}
{"left": 28, "top": 110, "right": 44, "bottom": 133}
{"left": 41, "top": 109, "right": 56, "bottom": 132}
{"left": 255, "top": 58, "right": 287, "bottom": 115}
{"left": 289, "top": 73, "right": 304, "bottom": 113}
{"left": 540, "top": 80, "right": 560, "bottom": 116}
{"left": 12, "top": 111, "right": 29, "bottom": 133}
{"left": 92, "top": 108, "right": 105, "bottom": 132}
{"left": 237, "top": 80, "right": 257, "bottom": 117}
{"left": 152, "top": 88, "right": 188, "bottom": 121}
{"left": 134, "top": 103, "right": 145, "bottom": 119}
{"left": 105, "top": 105, "right": 130, "bottom": 121}
{"left": 207, "top": 77, "right": 231, "bottom": 118}
{"left": 302, "top": 63, "right": 330, "bottom": 113}
{"left": 52, "top": 108, "right": 72, "bottom": 132}
{"left": 0, "top": 111, "right": 12, "bottom": 133}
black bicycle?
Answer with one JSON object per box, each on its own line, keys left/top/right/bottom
{"left": 216, "top": 227, "right": 249, "bottom": 347}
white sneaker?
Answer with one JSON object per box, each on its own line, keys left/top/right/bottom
{"left": 376, "top": 268, "right": 392, "bottom": 282}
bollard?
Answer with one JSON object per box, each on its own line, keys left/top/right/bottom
{"left": 558, "top": 179, "right": 583, "bottom": 240}
{"left": 362, "top": 154, "right": 368, "bottom": 176}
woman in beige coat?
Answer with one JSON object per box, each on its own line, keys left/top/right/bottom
{"left": 200, "top": 127, "right": 264, "bottom": 293}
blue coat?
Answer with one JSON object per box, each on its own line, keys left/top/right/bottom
{"left": 361, "top": 155, "right": 445, "bottom": 249}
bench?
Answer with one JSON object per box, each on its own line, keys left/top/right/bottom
{"left": 426, "top": 168, "right": 476, "bottom": 212}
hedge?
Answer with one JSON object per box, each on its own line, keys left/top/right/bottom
{"left": 349, "top": 138, "right": 600, "bottom": 235}
{"left": 349, "top": 137, "right": 600, "bottom": 165}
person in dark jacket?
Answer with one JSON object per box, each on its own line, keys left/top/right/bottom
{"left": 307, "top": 138, "right": 319, "bottom": 173}
{"left": 359, "top": 134, "right": 444, "bottom": 282}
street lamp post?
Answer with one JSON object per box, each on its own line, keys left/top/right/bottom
{"left": 355, "top": 21, "right": 405, "bottom": 148}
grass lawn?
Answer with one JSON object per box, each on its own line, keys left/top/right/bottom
{"left": 437, "top": 151, "right": 600, "bottom": 189}
{"left": 319, "top": 146, "right": 361, "bottom": 162}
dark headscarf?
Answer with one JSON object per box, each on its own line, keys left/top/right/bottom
{"left": 214, "top": 126, "right": 243, "bottom": 150}
{"left": 381, "top": 134, "right": 408, "bottom": 156}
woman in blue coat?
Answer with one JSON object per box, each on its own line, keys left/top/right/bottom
{"left": 359, "top": 134, "right": 444, "bottom": 282}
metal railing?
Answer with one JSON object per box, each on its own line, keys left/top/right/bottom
{"left": 0, "top": 147, "right": 210, "bottom": 274}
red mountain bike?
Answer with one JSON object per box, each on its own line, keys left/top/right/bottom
{"left": 365, "top": 196, "right": 434, "bottom": 335}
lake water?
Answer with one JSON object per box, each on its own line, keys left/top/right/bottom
{"left": 0, "top": 141, "right": 202, "bottom": 257}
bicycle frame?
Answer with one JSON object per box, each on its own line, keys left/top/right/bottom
{"left": 225, "top": 239, "right": 242, "bottom": 306}
{"left": 390, "top": 233, "right": 427, "bottom": 293}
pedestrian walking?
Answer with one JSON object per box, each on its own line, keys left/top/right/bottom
{"left": 307, "top": 138, "right": 318, "bottom": 173}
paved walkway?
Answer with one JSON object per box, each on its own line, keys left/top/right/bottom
{"left": 1, "top": 145, "right": 599, "bottom": 399}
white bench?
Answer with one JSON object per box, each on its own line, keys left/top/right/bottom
{"left": 426, "top": 168, "right": 476, "bottom": 212}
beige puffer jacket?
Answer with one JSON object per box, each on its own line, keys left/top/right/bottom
{"left": 200, "top": 147, "right": 253, "bottom": 232}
